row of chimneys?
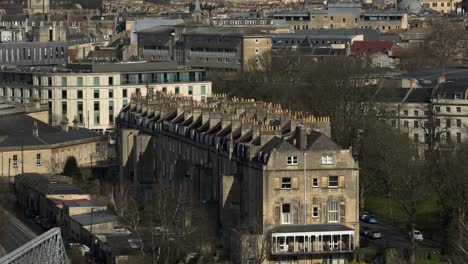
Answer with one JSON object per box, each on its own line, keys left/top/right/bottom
{"left": 32, "top": 117, "right": 80, "bottom": 137}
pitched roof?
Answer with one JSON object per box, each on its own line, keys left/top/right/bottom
{"left": 16, "top": 173, "right": 84, "bottom": 195}
{"left": 259, "top": 136, "right": 297, "bottom": 153}
{"left": 0, "top": 114, "right": 104, "bottom": 149}
{"left": 307, "top": 131, "right": 341, "bottom": 151}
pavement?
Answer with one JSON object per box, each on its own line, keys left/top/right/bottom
{"left": 360, "top": 222, "right": 440, "bottom": 249}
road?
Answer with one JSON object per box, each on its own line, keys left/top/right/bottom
{"left": 0, "top": 208, "right": 40, "bottom": 256}
{"left": 360, "top": 222, "right": 440, "bottom": 249}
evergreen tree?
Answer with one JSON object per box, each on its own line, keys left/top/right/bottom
{"left": 63, "top": 156, "right": 82, "bottom": 181}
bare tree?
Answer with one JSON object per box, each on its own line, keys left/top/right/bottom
{"left": 105, "top": 181, "right": 132, "bottom": 218}
{"left": 424, "top": 19, "right": 468, "bottom": 70}
{"left": 240, "top": 225, "right": 270, "bottom": 264}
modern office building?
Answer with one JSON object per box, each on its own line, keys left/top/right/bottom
{"left": 0, "top": 62, "right": 212, "bottom": 133}
{"left": 137, "top": 26, "right": 272, "bottom": 74}
{"left": 116, "top": 93, "right": 360, "bottom": 264}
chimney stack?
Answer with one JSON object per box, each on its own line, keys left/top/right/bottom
{"left": 72, "top": 117, "right": 79, "bottom": 130}
{"left": 32, "top": 121, "right": 39, "bottom": 137}
{"left": 296, "top": 125, "right": 308, "bottom": 150}
{"left": 61, "top": 117, "right": 69, "bottom": 132}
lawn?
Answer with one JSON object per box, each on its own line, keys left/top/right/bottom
{"left": 365, "top": 194, "right": 444, "bottom": 241}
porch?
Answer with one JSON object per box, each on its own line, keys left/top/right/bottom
{"left": 271, "top": 224, "right": 355, "bottom": 255}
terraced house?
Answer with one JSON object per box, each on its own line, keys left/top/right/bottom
{"left": 116, "top": 93, "right": 359, "bottom": 264}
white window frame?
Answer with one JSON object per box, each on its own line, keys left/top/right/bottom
{"left": 36, "top": 153, "right": 41, "bottom": 165}
{"left": 328, "top": 201, "right": 338, "bottom": 223}
{"left": 312, "top": 207, "right": 319, "bottom": 218}
{"left": 328, "top": 176, "right": 339, "bottom": 188}
{"left": 281, "top": 203, "right": 291, "bottom": 224}
{"left": 281, "top": 177, "right": 292, "bottom": 189}
{"left": 287, "top": 156, "right": 298, "bottom": 165}
{"left": 322, "top": 154, "right": 334, "bottom": 165}
{"left": 312, "top": 178, "right": 319, "bottom": 187}
{"left": 12, "top": 155, "right": 18, "bottom": 167}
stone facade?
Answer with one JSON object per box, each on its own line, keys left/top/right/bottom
{"left": 116, "top": 93, "right": 359, "bottom": 264}
{"left": 274, "top": 3, "right": 408, "bottom": 32}
{"left": 0, "top": 63, "right": 212, "bottom": 132}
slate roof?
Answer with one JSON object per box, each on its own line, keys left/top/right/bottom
{"left": 0, "top": 114, "right": 104, "bottom": 149}
{"left": 16, "top": 173, "right": 84, "bottom": 195}
{"left": 307, "top": 131, "right": 341, "bottom": 151}
{"left": 271, "top": 224, "right": 354, "bottom": 233}
{"left": 399, "top": 68, "right": 468, "bottom": 82}
{"left": 259, "top": 136, "right": 296, "bottom": 153}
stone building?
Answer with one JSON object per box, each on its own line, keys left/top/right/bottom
{"left": 0, "top": 62, "right": 212, "bottom": 133}
{"left": 137, "top": 26, "right": 272, "bottom": 74}
{"left": 116, "top": 93, "right": 359, "bottom": 264}
{"left": 0, "top": 108, "right": 107, "bottom": 177}
{"left": 0, "top": 41, "right": 68, "bottom": 66}
{"left": 274, "top": 3, "right": 408, "bottom": 32}
{"left": 377, "top": 68, "right": 468, "bottom": 152}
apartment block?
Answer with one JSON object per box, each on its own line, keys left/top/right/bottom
{"left": 116, "top": 93, "right": 359, "bottom": 264}
{"left": 0, "top": 62, "right": 212, "bottom": 133}
{"left": 420, "top": 0, "right": 461, "bottom": 13}
{"left": 378, "top": 68, "right": 468, "bottom": 151}
{"left": 137, "top": 26, "right": 272, "bottom": 74}
{"left": 274, "top": 3, "right": 408, "bottom": 32}
{"left": 0, "top": 41, "right": 68, "bottom": 66}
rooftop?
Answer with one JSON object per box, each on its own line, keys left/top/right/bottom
{"left": 71, "top": 211, "right": 118, "bottom": 226}
{"left": 0, "top": 99, "right": 48, "bottom": 116}
{"left": 0, "top": 62, "right": 205, "bottom": 74}
{"left": 15, "top": 174, "right": 84, "bottom": 195}
{"left": 271, "top": 224, "right": 354, "bottom": 234}
{"left": 184, "top": 27, "right": 269, "bottom": 37}
{"left": 0, "top": 114, "right": 104, "bottom": 149}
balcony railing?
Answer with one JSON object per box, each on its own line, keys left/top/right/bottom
{"left": 190, "top": 51, "right": 237, "bottom": 58}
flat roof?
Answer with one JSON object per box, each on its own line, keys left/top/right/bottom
{"left": 271, "top": 224, "right": 354, "bottom": 234}
{"left": 0, "top": 62, "right": 206, "bottom": 74}
{"left": 184, "top": 27, "right": 270, "bottom": 37}
{"left": 71, "top": 211, "right": 118, "bottom": 226}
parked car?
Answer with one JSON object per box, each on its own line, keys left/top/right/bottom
{"left": 364, "top": 230, "right": 383, "bottom": 239}
{"left": 360, "top": 211, "right": 370, "bottom": 221}
{"left": 408, "top": 230, "right": 424, "bottom": 241}
{"left": 363, "top": 214, "right": 378, "bottom": 224}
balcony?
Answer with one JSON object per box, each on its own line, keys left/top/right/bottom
{"left": 190, "top": 51, "right": 237, "bottom": 58}
{"left": 271, "top": 224, "right": 355, "bottom": 255}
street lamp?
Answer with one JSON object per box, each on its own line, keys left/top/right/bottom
{"left": 21, "top": 129, "right": 24, "bottom": 176}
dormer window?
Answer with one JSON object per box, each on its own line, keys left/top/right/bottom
{"left": 322, "top": 154, "right": 334, "bottom": 165}
{"left": 287, "top": 156, "right": 298, "bottom": 165}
